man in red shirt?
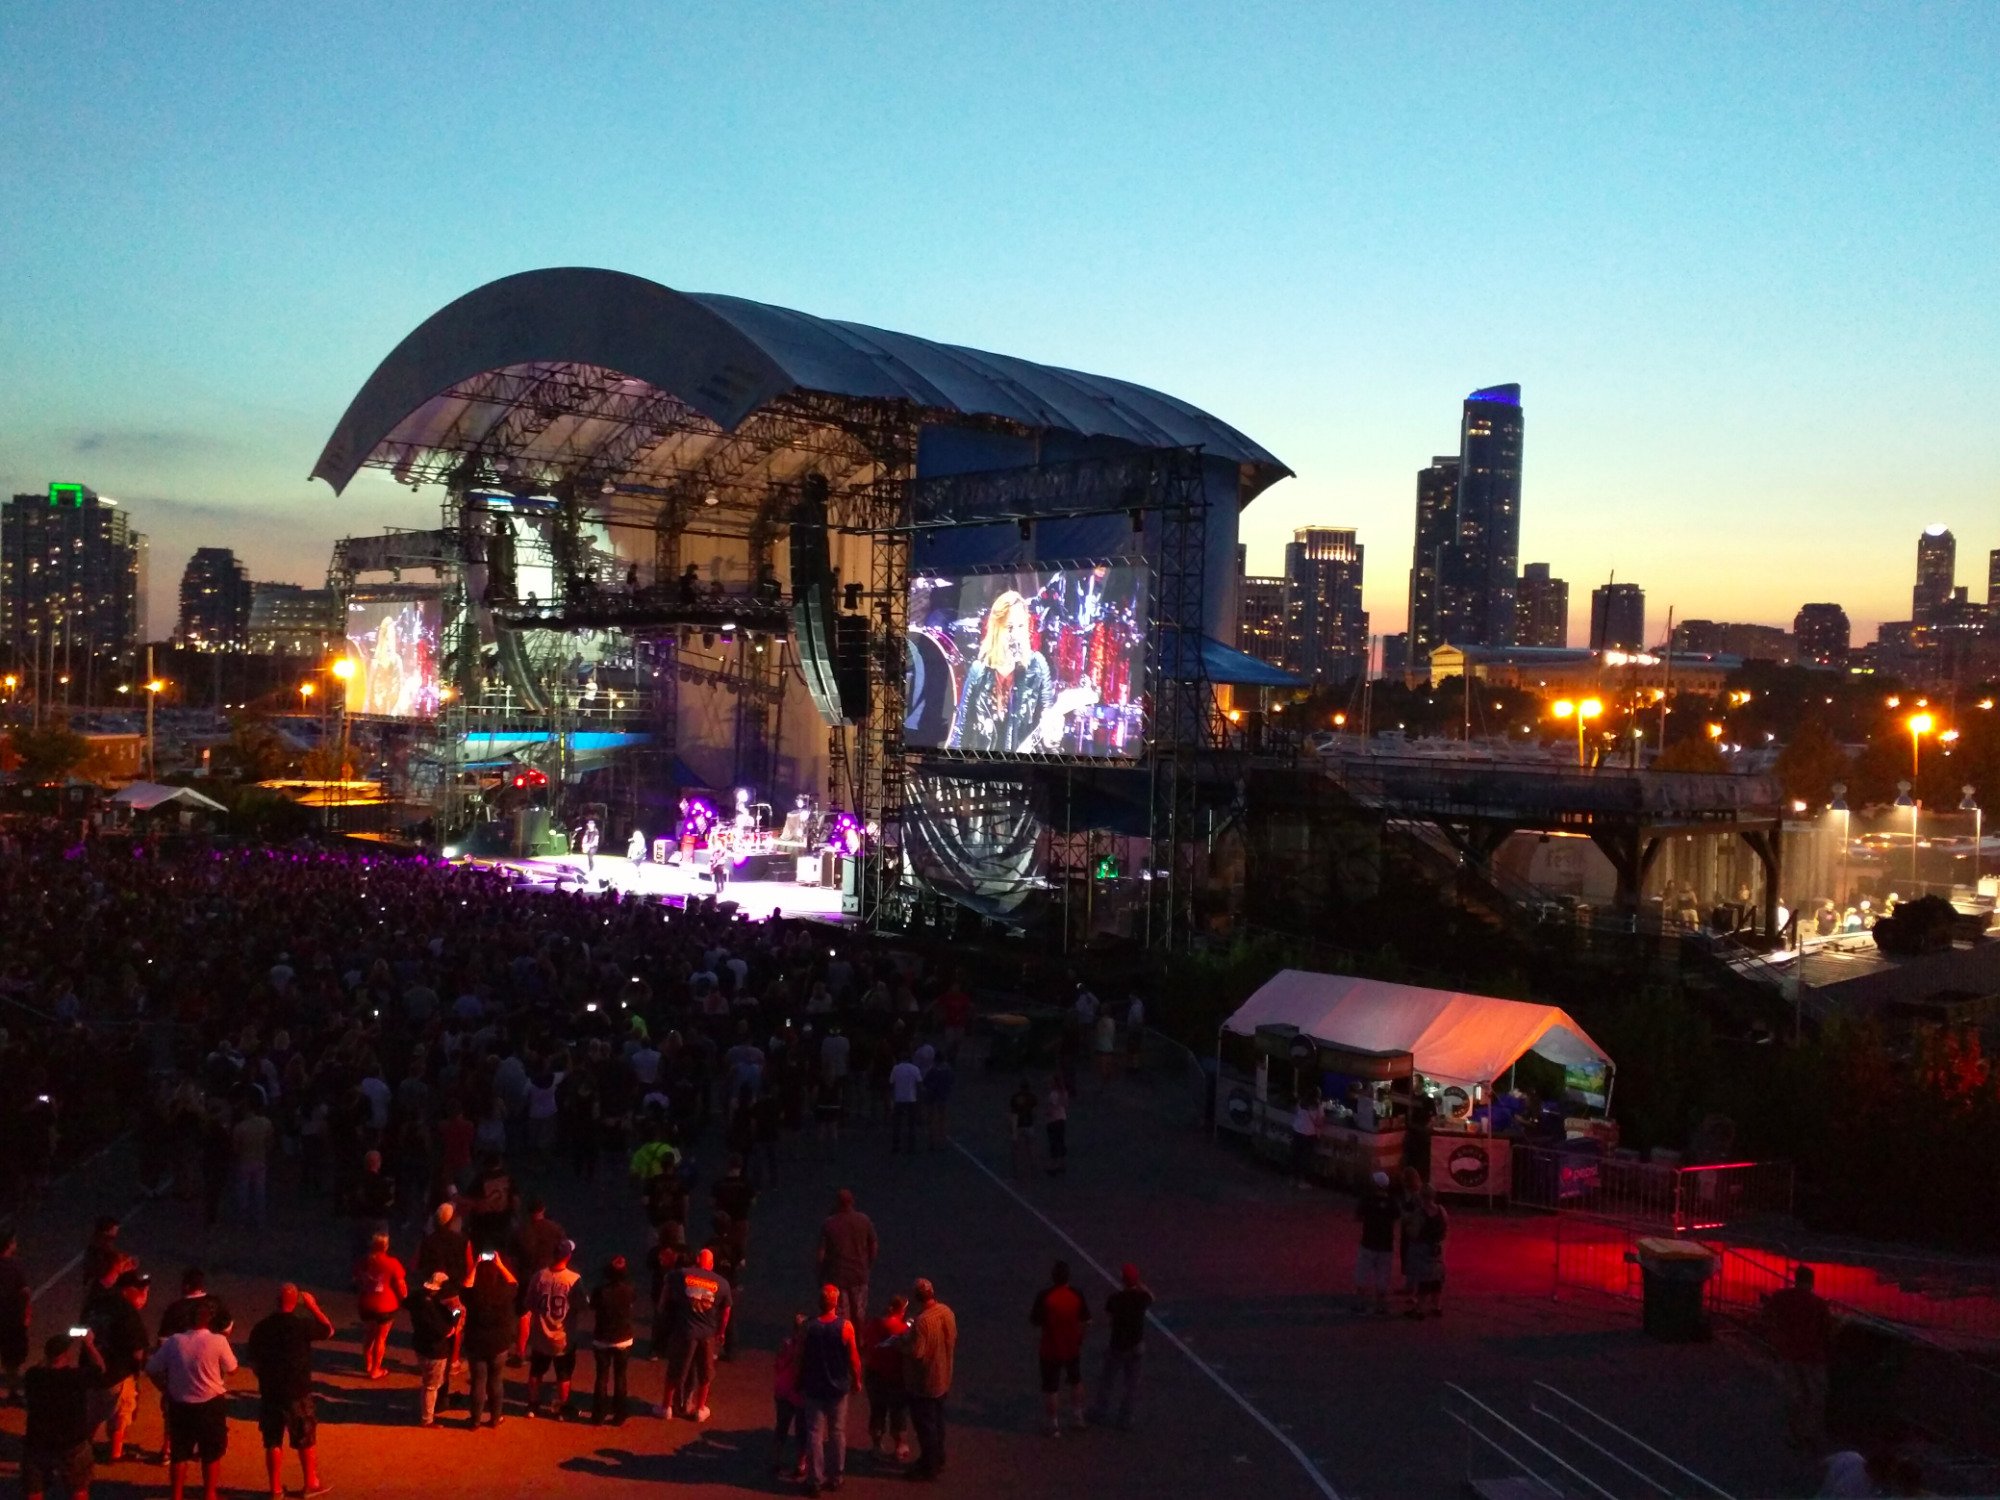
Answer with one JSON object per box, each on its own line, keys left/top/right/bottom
{"left": 1761, "top": 1264, "right": 1834, "bottom": 1451}
{"left": 1029, "top": 1260, "right": 1090, "bottom": 1437}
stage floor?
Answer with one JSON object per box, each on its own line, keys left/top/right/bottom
{"left": 465, "top": 852, "right": 849, "bottom": 923}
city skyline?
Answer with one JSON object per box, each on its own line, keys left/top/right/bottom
{"left": 3, "top": 6, "right": 1995, "bottom": 640}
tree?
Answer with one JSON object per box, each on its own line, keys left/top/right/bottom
{"left": 4, "top": 722, "right": 90, "bottom": 784}
{"left": 1774, "top": 718, "right": 1850, "bottom": 806}
{"left": 225, "top": 714, "right": 291, "bottom": 782}
{"left": 1654, "top": 735, "right": 1727, "bottom": 774}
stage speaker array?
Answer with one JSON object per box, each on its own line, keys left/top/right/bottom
{"left": 791, "top": 473, "right": 871, "bottom": 726}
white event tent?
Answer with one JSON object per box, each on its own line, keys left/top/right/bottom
{"left": 1220, "top": 970, "right": 1612, "bottom": 1094}
{"left": 111, "top": 782, "right": 228, "bottom": 813}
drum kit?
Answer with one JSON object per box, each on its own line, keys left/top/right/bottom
{"left": 905, "top": 596, "right": 1145, "bottom": 753}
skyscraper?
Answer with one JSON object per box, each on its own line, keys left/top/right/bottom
{"left": 175, "top": 546, "right": 253, "bottom": 651}
{"left": 2, "top": 484, "right": 146, "bottom": 696}
{"left": 1588, "top": 581, "right": 1645, "bottom": 652}
{"left": 1793, "top": 604, "right": 1850, "bottom": 666}
{"left": 1405, "top": 455, "right": 1459, "bottom": 666}
{"left": 1913, "top": 525, "right": 1955, "bottom": 626}
{"left": 1283, "top": 527, "right": 1368, "bottom": 683}
{"left": 1514, "top": 562, "right": 1569, "bottom": 648}
{"left": 247, "top": 582, "right": 342, "bottom": 656}
{"left": 1236, "top": 572, "right": 1288, "bottom": 670}
{"left": 1987, "top": 549, "right": 2000, "bottom": 609}
{"left": 1436, "top": 384, "right": 1524, "bottom": 650}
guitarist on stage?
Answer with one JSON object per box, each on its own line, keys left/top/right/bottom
{"left": 946, "top": 589, "right": 1097, "bottom": 753}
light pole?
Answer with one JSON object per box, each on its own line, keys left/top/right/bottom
{"left": 1961, "top": 784, "right": 1981, "bottom": 895}
{"left": 1551, "top": 697, "right": 1603, "bottom": 768}
{"left": 1908, "top": 711, "right": 1933, "bottom": 780}
{"left": 329, "top": 656, "right": 357, "bottom": 829}
{"left": 1896, "top": 780, "right": 1919, "bottom": 896}
{"left": 143, "top": 643, "right": 163, "bottom": 779}
{"left": 1830, "top": 782, "right": 1850, "bottom": 912}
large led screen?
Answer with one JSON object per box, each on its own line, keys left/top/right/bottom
{"left": 345, "top": 596, "right": 442, "bottom": 718}
{"left": 906, "top": 564, "right": 1149, "bottom": 757}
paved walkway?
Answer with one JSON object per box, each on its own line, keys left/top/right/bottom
{"left": 0, "top": 1042, "right": 1821, "bottom": 1499}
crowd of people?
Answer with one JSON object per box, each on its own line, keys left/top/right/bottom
{"left": 0, "top": 830, "right": 1165, "bottom": 1499}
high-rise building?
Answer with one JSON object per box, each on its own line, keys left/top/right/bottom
{"left": 1987, "top": 549, "right": 2000, "bottom": 609}
{"left": 1379, "top": 632, "right": 1408, "bottom": 680}
{"left": 2, "top": 484, "right": 146, "bottom": 692}
{"left": 247, "top": 583, "right": 341, "bottom": 656}
{"left": 1237, "top": 572, "right": 1288, "bottom": 670}
{"left": 1588, "top": 581, "right": 1646, "bottom": 652}
{"left": 1436, "top": 384, "right": 1524, "bottom": 650}
{"left": 1793, "top": 604, "right": 1850, "bottom": 666}
{"left": 1913, "top": 525, "right": 1955, "bottom": 626}
{"left": 1934, "top": 586, "right": 1989, "bottom": 679}
{"left": 1672, "top": 619, "right": 1793, "bottom": 659}
{"left": 175, "top": 547, "right": 253, "bottom": 651}
{"left": 1282, "top": 527, "right": 1368, "bottom": 683}
{"left": 1405, "top": 455, "right": 1459, "bottom": 666}
{"left": 1514, "top": 562, "right": 1569, "bottom": 648}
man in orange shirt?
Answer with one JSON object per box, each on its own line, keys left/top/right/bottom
{"left": 1029, "top": 1261, "right": 1091, "bottom": 1437}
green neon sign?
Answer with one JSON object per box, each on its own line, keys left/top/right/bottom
{"left": 49, "top": 483, "right": 84, "bottom": 508}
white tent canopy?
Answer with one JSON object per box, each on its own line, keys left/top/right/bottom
{"left": 111, "top": 782, "right": 227, "bottom": 813}
{"left": 1221, "top": 970, "right": 1611, "bottom": 1092}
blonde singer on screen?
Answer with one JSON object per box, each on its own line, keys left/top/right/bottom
{"left": 944, "top": 589, "right": 1096, "bottom": 753}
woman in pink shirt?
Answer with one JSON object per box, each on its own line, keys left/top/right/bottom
{"left": 352, "top": 1232, "right": 408, "bottom": 1379}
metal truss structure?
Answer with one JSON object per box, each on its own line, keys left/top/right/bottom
{"left": 341, "top": 358, "right": 1217, "bottom": 945}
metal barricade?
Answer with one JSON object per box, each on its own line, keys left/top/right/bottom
{"left": 1513, "top": 1144, "right": 1792, "bottom": 1233}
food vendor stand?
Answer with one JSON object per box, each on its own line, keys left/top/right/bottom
{"left": 1216, "top": 970, "right": 1615, "bottom": 1196}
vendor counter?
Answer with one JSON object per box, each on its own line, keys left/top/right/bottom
{"left": 1222, "top": 1093, "right": 1409, "bottom": 1188}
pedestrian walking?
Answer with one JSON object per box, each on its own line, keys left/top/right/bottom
{"left": 817, "top": 1189, "right": 879, "bottom": 1326}
{"left": 351, "top": 1230, "right": 408, "bottom": 1380}
{"left": 145, "top": 1301, "right": 236, "bottom": 1500}
{"left": 409, "top": 1272, "right": 464, "bottom": 1427}
{"left": 1030, "top": 1261, "right": 1090, "bottom": 1436}
{"left": 796, "top": 1284, "right": 863, "bottom": 1497}
{"left": 889, "top": 1053, "right": 922, "bottom": 1153}
{"left": 1762, "top": 1264, "right": 1835, "bottom": 1453}
{"left": 1354, "top": 1170, "right": 1398, "bottom": 1316}
{"left": 22, "top": 1331, "right": 102, "bottom": 1500}
{"left": 861, "top": 1294, "right": 911, "bottom": 1462}
{"left": 245, "top": 1284, "right": 334, "bottom": 1498}
{"left": 1044, "top": 1077, "right": 1070, "bottom": 1176}
{"left": 1087, "top": 1263, "right": 1152, "bottom": 1430}
{"left": 900, "top": 1278, "right": 956, "bottom": 1482}
{"left": 524, "top": 1238, "right": 581, "bottom": 1419}
{"left": 588, "top": 1256, "right": 636, "bottom": 1426}
{"left": 1008, "top": 1081, "right": 1037, "bottom": 1177}
{"left": 462, "top": 1251, "right": 518, "bottom": 1429}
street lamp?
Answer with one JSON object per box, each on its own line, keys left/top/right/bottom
{"left": 1908, "top": 712, "right": 1934, "bottom": 778}
{"left": 1896, "top": 779, "right": 1919, "bottom": 895}
{"left": 1551, "top": 698, "right": 1603, "bottom": 768}
{"left": 1961, "top": 784, "right": 1981, "bottom": 894}
{"left": 1831, "top": 782, "right": 1850, "bottom": 910}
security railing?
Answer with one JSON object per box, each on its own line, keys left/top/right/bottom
{"left": 1444, "top": 1380, "right": 1734, "bottom": 1500}
{"left": 1512, "top": 1144, "right": 1795, "bottom": 1232}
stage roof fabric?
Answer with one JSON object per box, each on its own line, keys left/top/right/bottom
{"left": 1173, "top": 635, "right": 1305, "bottom": 688}
{"left": 1220, "top": 969, "right": 1611, "bottom": 1090}
{"left": 112, "top": 782, "right": 228, "bottom": 813}
{"left": 313, "top": 268, "right": 1290, "bottom": 499}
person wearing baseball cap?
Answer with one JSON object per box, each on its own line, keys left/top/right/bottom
{"left": 410, "top": 1271, "right": 465, "bottom": 1428}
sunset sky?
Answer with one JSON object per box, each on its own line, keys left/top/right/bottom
{"left": 2, "top": 2, "right": 1994, "bottom": 642}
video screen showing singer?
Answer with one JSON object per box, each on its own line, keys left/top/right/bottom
{"left": 947, "top": 590, "right": 1096, "bottom": 753}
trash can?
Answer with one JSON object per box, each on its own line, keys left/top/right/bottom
{"left": 1633, "top": 1237, "right": 1715, "bottom": 1342}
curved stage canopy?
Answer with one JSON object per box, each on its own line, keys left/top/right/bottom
{"left": 312, "top": 267, "right": 1289, "bottom": 501}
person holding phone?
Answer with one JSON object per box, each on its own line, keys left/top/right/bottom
{"left": 24, "top": 1329, "right": 102, "bottom": 1500}
{"left": 461, "top": 1252, "right": 518, "bottom": 1429}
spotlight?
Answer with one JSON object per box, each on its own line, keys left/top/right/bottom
{"left": 703, "top": 489, "right": 720, "bottom": 507}
{"left": 600, "top": 479, "right": 616, "bottom": 495}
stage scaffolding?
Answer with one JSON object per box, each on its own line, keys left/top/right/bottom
{"left": 332, "top": 364, "right": 1221, "bottom": 947}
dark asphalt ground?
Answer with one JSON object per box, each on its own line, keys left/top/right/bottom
{"left": 1, "top": 1039, "right": 1819, "bottom": 1499}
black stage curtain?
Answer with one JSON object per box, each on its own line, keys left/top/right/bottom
{"left": 904, "top": 771, "right": 1045, "bottom": 922}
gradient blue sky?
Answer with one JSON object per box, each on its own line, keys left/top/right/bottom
{"left": 3, "top": 2, "right": 1995, "bottom": 643}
